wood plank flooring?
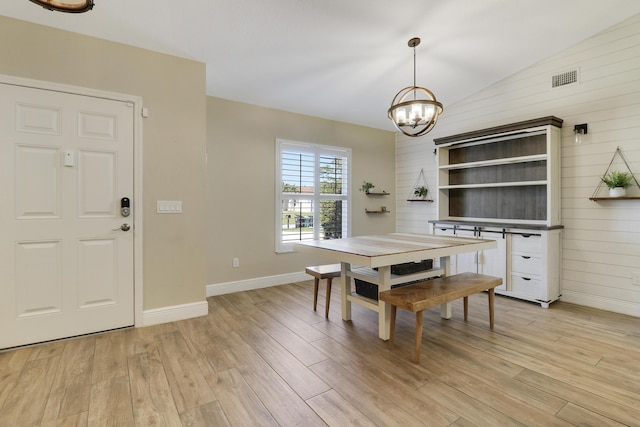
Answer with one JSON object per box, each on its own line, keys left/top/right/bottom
{"left": 1, "top": 279, "right": 639, "bottom": 426}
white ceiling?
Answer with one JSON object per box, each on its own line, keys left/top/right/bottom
{"left": 3, "top": 1, "right": 640, "bottom": 131}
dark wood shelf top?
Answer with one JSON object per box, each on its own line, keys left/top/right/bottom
{"left": 365, "top": 209, "right": 390, "bottom": 213}
{"left": 589, "top": 196, "right": 640, "bottom": 201}
{"left": 434, "top": 116, "right": 563, "bottom": 146}
{"left": 365, "top": 191, "right": 390, "bottom": 195}
{"left": 406, "top": 199, "right": 434, "bottom": 202}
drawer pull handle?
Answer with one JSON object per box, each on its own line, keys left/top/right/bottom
{"left": 522, "top": 277, "right": 531, "bottom": 281}
{"left": 521, "top": 256, "right": 531, "bottom": 259}
{"left": 522, "top": 234, "right": 532, "bottom": 238}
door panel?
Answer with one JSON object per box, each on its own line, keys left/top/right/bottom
{"left": 479, "top": 234, "right": 507, "bottom": 291}
{"left": 77, "top": 238, "right": 117, "bottom": 307}
{"left": 15, "top": 145, "right": 60, "bottom": 218}
{"left": 78, "top": 150, "right": 117, "bottom": 217}
{"left": 78, "top": 111, "right": 117, "bottom": 140}
{"left": 15, "top": 103, "right": 61, "bottom": 135}
{"left": 15, "top": 240, "right": 62, "bottom": 316}
{"left": 0, "top": 82, "right": 135, "bottom": 349}
{"left": 453, "top": 229, "right": 478, "bottom": 274}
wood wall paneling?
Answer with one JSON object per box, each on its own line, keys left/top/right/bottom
{"left": 396, "top": 13, "right": 640, "bottom": 316}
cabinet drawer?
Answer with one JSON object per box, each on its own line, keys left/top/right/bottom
{"left": 511, "top": 254, "right": 541, "bottom": 275}
{"left": 511, "top": 233, "right": 542, "bottom": 253}
{"left": 511, "top": 275, "right": 543, "bottom": 300}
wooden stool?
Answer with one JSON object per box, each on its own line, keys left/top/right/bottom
{"left": 305, "top": 264, "right": 341, "bottom": 318}
{"left": 379, "top": 272, "right": 502, "bottom": 363}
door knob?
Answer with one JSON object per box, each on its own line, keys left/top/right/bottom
{"left": 113, "top": 223, "right": 131, "bottom": 231}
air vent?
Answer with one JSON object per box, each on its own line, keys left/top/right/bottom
{"left": 552, "top": 69, "right": 578, "bottom": 88}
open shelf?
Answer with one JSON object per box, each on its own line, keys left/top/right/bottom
{"left": 346, "top": 292, "right": 379, "bottom": 311}
{"left": 440, "top": 180, "right": 547, "bottom": 190}
{"left": 439, "top": 154, "right": 547, "bottom": 170}
{"left": 435, "top": 116, "right": 561, "bottom": 226}
{"left": 348, "top": 266, "right": 444, "bottom": 287}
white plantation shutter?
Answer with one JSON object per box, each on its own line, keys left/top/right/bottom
{"left": 276, "top": 139, "right": 350, "bottom": 253}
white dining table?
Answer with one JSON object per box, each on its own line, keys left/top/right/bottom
{"left": 296, "top": 232, "right": 497, "bottom": 340}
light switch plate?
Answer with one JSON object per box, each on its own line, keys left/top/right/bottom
{"left": 157, "top": 200, "right": 182, "bottom": 214}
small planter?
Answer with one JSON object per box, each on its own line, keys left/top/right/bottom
{"left": 413, "top": 186, "right": 428, "bottom": 200}
{"left": 609, "top": 187, "right": 626, "bottom": 198}
{"left": 601, "top": 170, "right": 632, "bottom": 197}
{"left": 360, "top": 181, "right": 375, "bottom": 194}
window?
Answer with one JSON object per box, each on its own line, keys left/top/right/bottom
{"left": 276, "top": 139, "right": 351, "bottom": 253}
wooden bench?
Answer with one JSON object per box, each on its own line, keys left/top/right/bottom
{"left": 379, "top": 272, "right": 502, "bottom": 363}
{"left": 305, "top": 264, "right": 341, "bottom": 318}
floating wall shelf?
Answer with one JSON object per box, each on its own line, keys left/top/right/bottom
{"left": 589, "top": 196, "right": 640, "bottom": 201}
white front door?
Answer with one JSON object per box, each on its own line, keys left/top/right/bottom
{"left": 0, "top": 82, "right": 135, "bottom": 349}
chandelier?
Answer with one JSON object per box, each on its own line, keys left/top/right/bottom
{"left": 387, "top": 38, "right": 443, "bottom": 137}
{"left": 28, "top": 0, "right": 94, "bottom": 13}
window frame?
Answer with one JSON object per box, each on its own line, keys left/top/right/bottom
{"left": 275, "top": 138, "right": 351, "bottom": 253}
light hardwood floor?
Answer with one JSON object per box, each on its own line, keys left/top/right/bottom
{"left": 1, "top": 279, "right": 639, "bottom": 426}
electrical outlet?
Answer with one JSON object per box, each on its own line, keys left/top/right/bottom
{"left": 632, "top": 271, "right": 640, "bottom": 286}
{"left": 232, "top": 258, "right": 239, "bottom": 268}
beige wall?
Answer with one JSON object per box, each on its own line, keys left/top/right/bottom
{"left": 0, "top": 16, "right": 207, "bottom": 310}
{"left": 207, "top": 97, "right": 396, "bottom": 285}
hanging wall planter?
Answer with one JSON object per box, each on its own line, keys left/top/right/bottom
{"left": 407, "top": 168, "right": 433, "bottom": 202}
{"left": 590, "top": 147, "right": 640, "bottom": 200}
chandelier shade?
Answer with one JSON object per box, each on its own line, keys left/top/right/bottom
{"left": 388, "top": 38, "right": 443, "bottom": 137}
{"left": 28, "top": 0, "right": 94, "bottom": 13}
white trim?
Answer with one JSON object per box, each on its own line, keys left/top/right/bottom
{"left": 142, "top": 301, "right": 208, "bottom": 326}
{"left": 207, "top": 272, "right": 310, "bottom": 297}
{"left": 132, "top": 96, "right": 145, "bottom": 327}
{"left": 560, "top": 290, "right": 640, "bottom": 318}
{"left": 275, "top": 138, "right": 352, "bottom": 254}
{"left": 0, "top": 74, "right": 145, "bottom": 328}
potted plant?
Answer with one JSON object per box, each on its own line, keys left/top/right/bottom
{"left": 413, "top": 186, "right": 429, "bottom": 199}
{"left": 601, "top": 171, "right": 633, "bottom": 197}
{"left": 360, "top": 181, "right": 375, "bottom": 194}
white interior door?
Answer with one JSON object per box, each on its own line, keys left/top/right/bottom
{"left": 0, "top": 82, "right": 135, "bottom": 349}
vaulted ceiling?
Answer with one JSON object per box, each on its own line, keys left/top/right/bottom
{"left": 3, "top": 1, "right": 640, "bottom": 131}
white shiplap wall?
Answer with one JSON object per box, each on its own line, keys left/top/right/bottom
{"left": 396, "top": 13, "right": 640, "bottom": 317}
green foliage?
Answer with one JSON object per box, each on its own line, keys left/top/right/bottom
{"left": 359, "top": 181, "right": 374, "bottom": 193}
{"left": 413, "top": 186, "right": 428, "bottom": 198}
{"left": 320, "top": 159, "right": 343, "bottom": 239}
{"left": 601, "top": 171, "right": 633, "bottom": 189}
{"left": 282, "top": 182, "right": 300, "bottom": 193}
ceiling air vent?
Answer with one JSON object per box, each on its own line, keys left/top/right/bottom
{"left": 552, "top": 69, "right": 578, "bottom": 88}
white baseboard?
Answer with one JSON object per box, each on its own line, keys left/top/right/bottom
{"left": 207, "top": 271, "right": 309, "bottom": 297}
{"left": 560, "top": 290, "right": 639, "bottom": 317}
{"left": 142, "top": 300, "right": 209, "bottom": 326}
